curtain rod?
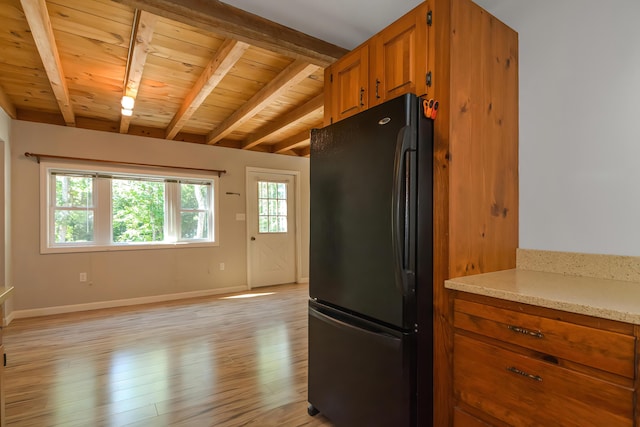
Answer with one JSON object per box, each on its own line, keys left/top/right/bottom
{"left": 24, "top": 152, "right": 227, "bottom": 177}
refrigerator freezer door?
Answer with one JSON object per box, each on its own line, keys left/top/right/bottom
{"left": 310, "top": 94, "right": 419, "bottom": 329}
{"left": 308, "top": 302, "right": 415, "bottom": 426}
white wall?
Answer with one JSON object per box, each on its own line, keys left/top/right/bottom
{"left": 0, "top": 108, "right": 12, "bottom": 320}
{"left": 11, "top": 121, "right": 309, "bottom": 312}
{"left": 475, "top": 0, "right": 640, "bottom": 256}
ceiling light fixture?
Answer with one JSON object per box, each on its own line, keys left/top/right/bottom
{"left": 121, "top": 108, "right": 133, "bottom": 117}
{"left": 121, "top": 95, "right": 135, "bottom": 110}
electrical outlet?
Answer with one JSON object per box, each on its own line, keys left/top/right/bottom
{"left": 219, "top": 263, "right": 225, "bottom": 271}
{"left": 79, "top": 272, "right": 87, "bottom": 282}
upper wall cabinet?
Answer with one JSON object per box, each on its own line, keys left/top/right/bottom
{"left": 370, "top": 2, "right": 430, "bottom": 107}
{"left": 323, "top": 44, "right": 369, "bottom": 124}
{"left": 324, "top": 2, "right": 431, "bottom": 125}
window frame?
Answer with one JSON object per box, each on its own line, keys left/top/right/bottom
{"left": 257, "top": 180, "right": 289, "bottom": 234}
{"left": 40, "top": 159, "right": 220, "bottom": 254}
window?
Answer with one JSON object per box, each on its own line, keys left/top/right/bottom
{"left": 41, "top": 160, "right": 219, "bottom": 253}
{"left": 53, "top": 174, "right": 94, "bottom": 243}
{"left": 258, "top": 181, "right": 288, "bottom": 233}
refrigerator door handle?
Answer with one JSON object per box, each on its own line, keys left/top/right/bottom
{"left": 392, "top": 126, "right": 416, "bottom": 297}
{"left": 309, "top": 303, "right": 403, "bottom": 341}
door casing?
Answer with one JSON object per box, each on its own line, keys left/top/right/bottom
{"left": 246, "top": 167, "right": 302, "bottom": 289}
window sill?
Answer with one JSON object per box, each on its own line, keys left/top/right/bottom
{"left": 41, "top": 240, "right": 219, "bottom": 255}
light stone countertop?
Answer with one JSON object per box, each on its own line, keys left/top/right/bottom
{"left": 445, "top": 269, "right": 640, "bottom": 325}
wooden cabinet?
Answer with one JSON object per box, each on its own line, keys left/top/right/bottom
{"left": 0, "top": 289, "right": 12, "bottom": 427}
{"left": 369, "top": 2, "right": 430, "bottom": 107}
{"left": 0, "top": 343, "right": 4, "bottom": 427}
{"left": 322, "top": 1, "right": 518, "bottom": 425}
{"left": 323, "top": 44, "right": 369, "bottom": 124}
{"left": 324, "top": 2, "right": 431, "bottom": 124}
{"left": 452, "top": 292, "right": 637, "bottom": 427}
{"left": 0, "top": 304, "right": 4, "bottom": 427}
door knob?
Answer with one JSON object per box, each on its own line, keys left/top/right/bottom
{"left": 251, "top": 236, "right": 256, "bottom": 241}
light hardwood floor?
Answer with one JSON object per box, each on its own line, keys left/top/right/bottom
{"left": 4, "top": 283, "right": 334, "bottom": 426}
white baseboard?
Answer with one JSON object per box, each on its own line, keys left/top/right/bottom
{"left": 297, "top": 277, "right": 309, "bottom": 283}
{"left": 10, "top": 285, "right": 247, "bottom": 320}
{"left": 4, "top": 312, "right": 15, "bottom": 326}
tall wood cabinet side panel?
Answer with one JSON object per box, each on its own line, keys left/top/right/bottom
{"left": 429, "top": 0, "right": 453, "bottom": 425}
{"left": 635, "top": 325, "right": 640, "bottom": 427}
{"left": 0, "top": 304, "right": 4, "bottom": 427}
{"left": 447, "top": 0, "right": 518, "bottom": 279}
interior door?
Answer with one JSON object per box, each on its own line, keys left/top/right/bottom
{"left": 247, "top": 170, "right": 296, "bottom": 288}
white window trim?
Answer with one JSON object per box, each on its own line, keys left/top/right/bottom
{"left": 39, "top": 159, "right": 220, "bottom": 254}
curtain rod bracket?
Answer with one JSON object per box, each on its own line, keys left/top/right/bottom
{"left": 24, "top": 152, "right": 226, "bottom": 176}
{"left": 25, "top": 152, "right": 41, "bottom": 164}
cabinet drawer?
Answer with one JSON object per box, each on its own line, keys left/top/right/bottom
{"left": 454, "top": 334, "right": 634, "bottom": 427}
{"left": 454, "top": 298, "right": 636, "bottom": 378}
{"left": 453, "top": 407, "right": 494, "bottom": 427}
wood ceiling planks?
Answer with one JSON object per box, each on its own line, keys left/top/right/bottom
{"left": 0, "top": 0, "right": 348, "bottom": 155}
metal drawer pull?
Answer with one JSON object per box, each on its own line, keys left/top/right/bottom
{"left": 507, "top": 325, "right": 544, "bottom": 339}
{"left": 507, "top": 366, "right": 543, "bottom": 382}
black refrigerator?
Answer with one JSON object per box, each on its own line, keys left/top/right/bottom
{"left": 308, "top": 93, "right": 434, "bottom": 427}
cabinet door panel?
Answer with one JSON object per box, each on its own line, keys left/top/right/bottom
{"left": 454, "top": 334, "right": 634, "bottom": 427}
{"left": 326, "top": 44, "right": 369, "bottom": 124}
{"left": 371, "top": 3, "right": 429, "bottom": 105}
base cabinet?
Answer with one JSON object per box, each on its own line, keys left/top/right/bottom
{"left": 452, "top": 292, "right": 636, "bottom": 427}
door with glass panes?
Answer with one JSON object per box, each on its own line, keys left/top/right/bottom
{"left": 247, "top": 170, "right": 296, "bottom": 287}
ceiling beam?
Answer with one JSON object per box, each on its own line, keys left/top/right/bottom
{"left": 297, "top": 146, "right": 311, "bottom": 157}
{"left": 165, "top": 38, "right": 249, "bottom": 140}
{"left": 20, "top": 0, "right": 75, "bottom": 126}
{"left": 120, "top": 10, "right": 157, "bottom": 134}
{"left": 242, "top": 93, "right": 323, "bottom": 150}
{"left": 206, "top": 60, "right": 318, "bottom": 145}
{"left": 271, "top": 130, "right": 311, "bottom": 154}
{"left": 110, "top": 0, "right": 347, "bottom": 67}
{"left": 0, "top": 85, "right": 16, "bottom": 119}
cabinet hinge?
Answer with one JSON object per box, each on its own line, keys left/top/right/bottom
{"left": 3, "top": 353, "right": 6, "bottom": 367}
{"left": 426, "top": 71, "right": 432, "bottom": 87}
{"left": 329, "top": 73, "right": 333, "bottom": 83}
{"left": 427, "top": 10, "right": 433, "bottom": 26}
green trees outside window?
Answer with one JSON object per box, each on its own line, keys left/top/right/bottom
{"left": 112, "top": 179, "right": 165, "bottom": 243}
{"left": 54, "top": 175, "right": 94, "bottom": 243}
